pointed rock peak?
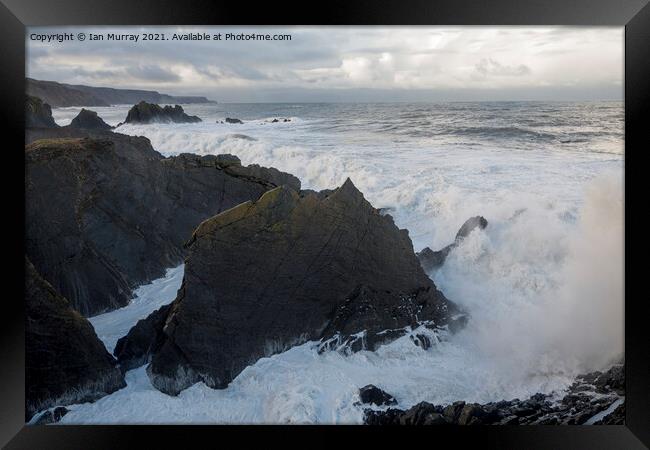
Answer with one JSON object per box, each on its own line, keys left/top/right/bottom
{"left": 329, "top": 177, "right": 365, "bottom": 205}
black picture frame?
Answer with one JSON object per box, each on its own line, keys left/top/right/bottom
{"left": 2, "top": 0, "right": 648, "bottom": 448}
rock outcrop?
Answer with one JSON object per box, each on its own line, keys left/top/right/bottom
{"left": 26, "top": 96, "right": 58, "bottom": 128}
{"left": 25, "top": 129, "right": 300, "bottom": 316}
{"left": 225, "top": 117, "right": 243, "bottom": 124}
{"left": 364, "top": 364, "right": 625, "bottom": 425}
{"left": 69, "top": 108, "right": 114, "bottom": 130}
{"left": 117, "top": 179, "right": 462, "bottom": 395}
{"left": 123, "top": 101, "right": 201, "bottom": 124}
{"left": 417, "top": 216, "right": 488, "bottom": 272}
{"left": 359, "top": 385, "right": 398, "bottom": 407}
{"left": 25, "top": 258, "right": 125, "bottom": 421}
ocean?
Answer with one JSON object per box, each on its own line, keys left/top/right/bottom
{"left": 48, "top": 101, "right": 624, "bottom": 424}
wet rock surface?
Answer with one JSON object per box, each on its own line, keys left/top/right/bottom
{"left": 123, "top": 101, "right": 202, "bottom": 124}
{"left": 25, "top": 258, "right": 125, "bottom": 421}
{"left": 25, "top": 128, "right": 299, "bottom": 316}
{"left": 69, "top": 108, "right": 114, "bottom": 130}
{"left": 26, "top": 95, "right": 59, "bottom": 128}
{"left": 364, "top": 364, "right": 625, "bottom": 425}
{"left": 33, "top": 407, "right": 70, "bottom": 425}
{"left": 119, "top": 179, "right": 461, "bottom": 395}
{"left": 417, "top": 216, "right": 488, "bottom": 272}
{"left": 359, "top": 385, "right": 398, "bottom": 406}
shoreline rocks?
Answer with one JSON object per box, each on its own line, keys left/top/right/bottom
{"left": 123, "top": 101, "right": 202, "bottom": 124}
{"left": 26, "top": 258, "right": 125, "bottom": 421}
{"left": 363, "top": 364, "right": 625, "bottom": 425}
{"left": 69, "top": 108, "right": 114, "bottom": 130}
{"left": 26, "top": 95, "right": 58, "bottom": 128}
{"left": 224, "top": 117, "right": 243, "bottom": 124}
{"left": 417, "top": 216, "right": 488, "bottom": 272}
{"left": 118, "top": 179, "right": 463, "bottom": 395}
{"left": 26, "top": 128, "right": 299, "bottom": 316}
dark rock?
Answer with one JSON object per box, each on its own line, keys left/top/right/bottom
{"left": 25, "top": 129, "right": 299, "bottom": 315}
{"left": 363, "top": 363, "right": 625, "bottom": 426}
{"left": 593, "top": 364, "right": 624, "bottom": 394}
{"left": 410, "top": 333, "right": 432, "bottom": 350}
{"left": 443, "top": 401, "right": 466, "bottom": 422}
{"left": 417, "top": 245, "right": 452, "bottom": 273}
{"left": 69, "top": 108, "right": 113, "bottom": 130}
{"left": 359, "top": 385, "right": 397, "bottom": 406}
{"left": 26, "top": 96, "right": 58, "bottom": 128}
{"left": 25, "top": 258, "right": 125, "bottom": 421}
{"left": 417, "top": 216, "right": 488, "bottom": 272}
{"left": 455, "top": 216, "right": 488, "bottom": 240}
{"left": 225, "top": 117, "right": 243, "bottom": 124}
{"left": 594, "top": 402, "right": 625, "bottom": 425}
{"left": 457, "top": 403, "right": 487, "bottom": 425}
{"left": 33, "top": 407, "right": 69, "bottom": 425}
{"left": 113, "top": 303, "right": 174, "bottom": 373}
{"left": 126, "top": 179, "right": 459, "bottom": 395}
{"left": 214, "top": 154, "right": 242, "bottom": 167}
{"left": 123, "top": 101, "right": 201, "bottom": 124}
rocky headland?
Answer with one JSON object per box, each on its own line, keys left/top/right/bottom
{"left": 27, "top": 78, "right": 213, "bottom": 107}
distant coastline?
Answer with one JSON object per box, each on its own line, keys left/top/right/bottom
{"left": 26, "top": 78, "right": 216, "bottom": 108}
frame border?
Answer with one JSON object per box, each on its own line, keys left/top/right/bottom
{"left": 2, "top": 0, "right": 648, "bottom": 448}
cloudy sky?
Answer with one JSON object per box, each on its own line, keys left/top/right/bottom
{"left": 26, "top": 26, "right": 623, "bottom": 102}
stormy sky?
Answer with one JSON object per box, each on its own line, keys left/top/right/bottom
{"left": 26, "top": 26, "right": 623, "bottom": 102}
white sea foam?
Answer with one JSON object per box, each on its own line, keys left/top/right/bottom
{"left": 48, "top": 102, "right": 623, "bottom": 424}
{"left": 89, "top": 265, "right": 184, "bottom": 353}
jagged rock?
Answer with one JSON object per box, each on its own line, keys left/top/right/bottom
{"left": 33, "top": 407, "right": 69, "bottom": 425}
{"left": 26, "top": 96, "right": 58, "bottom": 128}
{"left": 410, "top": 333, "right": 432, "bottom": 350}
{"left": 123, "top": 101, "right": 201, "bottom": 124}
{"left": 594, "top": 403, "right": 625, "bottom": 425}
{"left": 113, "top": 303, "right": 174, "bottom": 373}
{"left": 359, "top": 385, "right": 397, "bottom": 406}
{"left": 69, "top": 108, "right": 113, "bottom": 130}
{"left": 456, "top": 216, "right": 488, "bottom": 240}
{"left": 417, "top": 216, "right": 488, "bottom": 272}
{"left": 25, "top": 129, "right": 299, "bottom": 315}
{"left": 121, "top": 179, "right": 460, "bottom": 395}
{"left": 225, "top": 117, "right": 243, "bottom": 124}
{"left": 363, "top": 363, "right": 625, "bottom": 425}
{"left": 25, "top": 258, "right": 125, "bottom": 421}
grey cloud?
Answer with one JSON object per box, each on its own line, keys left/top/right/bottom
{"left": 474, "top": 58, "right": 532, "bottom": 77}
{"left": 26, "top": 26, "right": 621, "bottom": 101}
{"left": 126, "top": 65, "right": 181, "bottom": 82}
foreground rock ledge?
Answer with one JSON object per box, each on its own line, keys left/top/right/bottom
{"left": 363, "top": 364, "right": 625, "bottom": 425}
{"left": 26, "top": 129, "right": 299, "bottom": 316}
{"left": 25, "top": 258, "right": 125, "bottom": 421}
{"left": 118, "top": 179, "right": 463, "bottom": 395}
